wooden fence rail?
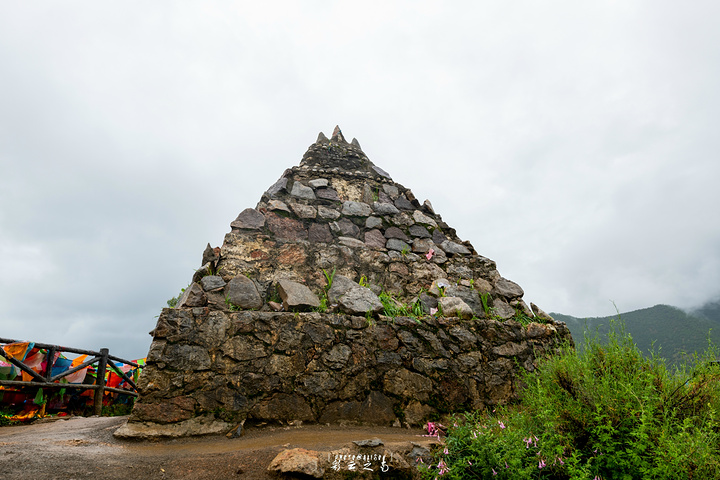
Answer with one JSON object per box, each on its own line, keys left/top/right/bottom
{"left": 0, "top": 337, "right": 140, "bottom": 416}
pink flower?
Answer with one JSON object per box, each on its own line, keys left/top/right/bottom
{"left": 538, "top": 459, "right": 546, "bottom": 469}
{"left": 498, "top": 421, "right": 506, "bottom": 429}
{"left": 492, "top": 468, "right": 497, "bottom": 476}
{"left": 430, "top": 307, "right": 438, "bottom": 315}
{"left": 444, "top": 447, "right": 449, "bottom": 455}
{"left": 468, "top": 460, "right": 472, "bottom": 466}
{"left": 426, "top": 248, "right": 435, "bottom": 260}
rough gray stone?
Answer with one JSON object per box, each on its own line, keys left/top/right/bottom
{"left": 493, "top": 298, "right": 516, "bottom": 319}
{"left": 394, "top": 196, "right": 414, "bottom": 210}
{"left": 390, "top": 212, "right": 414, "bottom": 226}
{"left": 432, "top": 229, "right": 447, "bottom": 245}
{"left": 230, "top": 208, "right": 265, "bottom": 230}
{"left": 225, "top": 275, "right": 263, "bottom": 310}
{"left": 290, "top": 181, "right": 316, "bottom": 200}
{"left": 308, "top": 178, "right": 329, "bottom": 188}
{"left": 222, "top": 336, "right": 268, "bottom": 361}
{"left": 445, "top": 285, "right": 484, "bottom": 317}
{"left": 200, "top": 275, "right": 226, "bottom": 292}
{"left": 441, "top": 240, "right": 471, "bottom": 255}
{"left": 382, "top": 184, "right": 399, "bottom": 198}
{"left": 115, "top": 414, "right": 231, "bottom": 439}
{"left": 268, "top": 448, "right": 325, "bottom": 479}
{"left": 409, "top": 225, "right": 431, "bottom": 238}
{"left": 201, "top": 243, "right": 219, "bottom": 267}
{"left": 317, "top": 205, "right": 340, "bottom": 219}
{"left": 412, "top": 210, "right": 438, "bottom": 227}
{"left": 266, "top": 213, "right": 308, "bottom": 241}
{"left": 342, "top": 201, "right": 372, "bottom": 217}
{"left": 372, "top": 201, "right": 399, "bottom": 215}
{"left": 339, "top": 236, "right": 366, "bottom": 249}
{"left": 308, "top": 223, "right": 333, "bottom": 243}
{"left": 330, "top": 218, "right": 360, "bottom": 238}
{"left": 289, "top": 202, "right": 317, "bottom": 219}
{"left": 338, "top": 287, "right": 383, "bottom": 315}
{"left": 438, "top": 297, "right": 473, "bottom": 319}
{"left": 327, "top": 275, "right": 358, "bottom": 303}
{"left": 494, "top": 277, "right": 525, "bottom": 299}
{"left": 277, "top": 279, "right": 320, "bottom": 310}
{"left": 364, "top": 229, "right": 387, "bottom": 249}
{"left": 315, "top": 187, "right": 340, "bottom": 201}
{"left": 386, "top": 238, "right": 411, "bottom": 252}
{"left": 423, "top": 199, "right": 435, "bottom": 214}
{"left": 384, "top": 226, "right": 409, "bottom": 241}
{"left": 412, "top": 237, "right": 435, "bottom": 254}
{"left": 353, "top": 438, "right": 384, "bottom": 447}
{"left": 372, "top": 165, "right": 391, "bottom": 179}
{"left": 177, "top": 283, "right": 207, "bottom": 308}
{"left": 531, "top": 303, "right": 554, "bottom": 322}
{"left": 365, "top": 216, "right": 383, "bottom": 229}
{"left": 323, "top": 344, "right": 352, "bottom": 369}
{"left": 265, "top": 177, "right": 288, "bottom": 197}
{"left": 164, "top": 344, "right": 212, "bottom": 370}
{"left": 267, "top": 199, "right": 291, "bottom": 212}
{"left": 430, "top": 247, "right": 447, "bottom": 264}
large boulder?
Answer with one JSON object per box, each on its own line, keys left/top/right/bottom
{"left": 338, "top": 287, "right": 383, "bottom": 315}
{"left": 268, "top": 448, "right": 325, "bottom": 478}
{"left": 438, "top": 296, "right": 473, "bottom": 319}
{"left": 225, "top": 275, "right": 263, "bottom": 310}
{"left": 277, "top": 279, "right": 320, "bottom": 311}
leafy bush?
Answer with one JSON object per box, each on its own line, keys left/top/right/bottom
{"left": 422, "top": 320, "right": 720, "bottom": 479}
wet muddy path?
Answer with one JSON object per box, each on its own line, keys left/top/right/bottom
{"left": 0, "top": 416, "right": 433, "bottom": 479}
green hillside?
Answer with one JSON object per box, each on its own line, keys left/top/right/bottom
{"left": 692, "top": 298, "right": 720, "bottom": 324}
{"left": 551, "top": 304, "right": 720, "bottom": 365}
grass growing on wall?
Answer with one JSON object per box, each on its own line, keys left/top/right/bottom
{"left": 421, "top": 320, "right": 720, "bottom": 479}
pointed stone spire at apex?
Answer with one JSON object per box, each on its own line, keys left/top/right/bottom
{"left": 331, "top": 125, "right": 346, "bottom": 143}
{"left": 351, "top": 138, "right": 362, "bottom": 150}
{"left": 316, "top": 131, "right": 329, "bottom": 144}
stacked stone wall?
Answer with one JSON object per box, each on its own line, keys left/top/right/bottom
{"left": 118, "top": 308, "right": 572, "bottom": 437}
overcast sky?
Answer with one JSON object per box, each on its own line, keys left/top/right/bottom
{"left": 2, "top": 1, "right": 719, "bottom": 359}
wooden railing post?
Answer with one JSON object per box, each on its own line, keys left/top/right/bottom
{"left": 43, "top": 346, "right": 56, "bottom": 381}
{"left": 93, "top": 348, "right": 109, "bottom": 416}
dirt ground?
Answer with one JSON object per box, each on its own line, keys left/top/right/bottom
{"left": 0, "top": 416, "right": 437, "bottom": 480}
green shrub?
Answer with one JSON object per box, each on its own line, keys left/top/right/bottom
{"left": 422, "top": 320, "right": 720, "bottom": 479}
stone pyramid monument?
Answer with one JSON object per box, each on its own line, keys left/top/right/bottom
{"left": 116, "top": 127, "right": 572, "bottom": 438}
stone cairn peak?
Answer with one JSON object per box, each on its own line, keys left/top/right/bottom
{"left": 117, "top": 128, "right": 572, "bottom": 439}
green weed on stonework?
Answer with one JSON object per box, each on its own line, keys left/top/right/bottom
{"left": 313, "top": 267, "right": 336, "bottom": 313}
{"left": 379, "top": 291, "right": 423, "bottom": 323}
{"left": 225, "top": 296, "right": 242, "bottom": 312}
{"left": 420, "top": 319, "right": 720, "bottom": 480}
